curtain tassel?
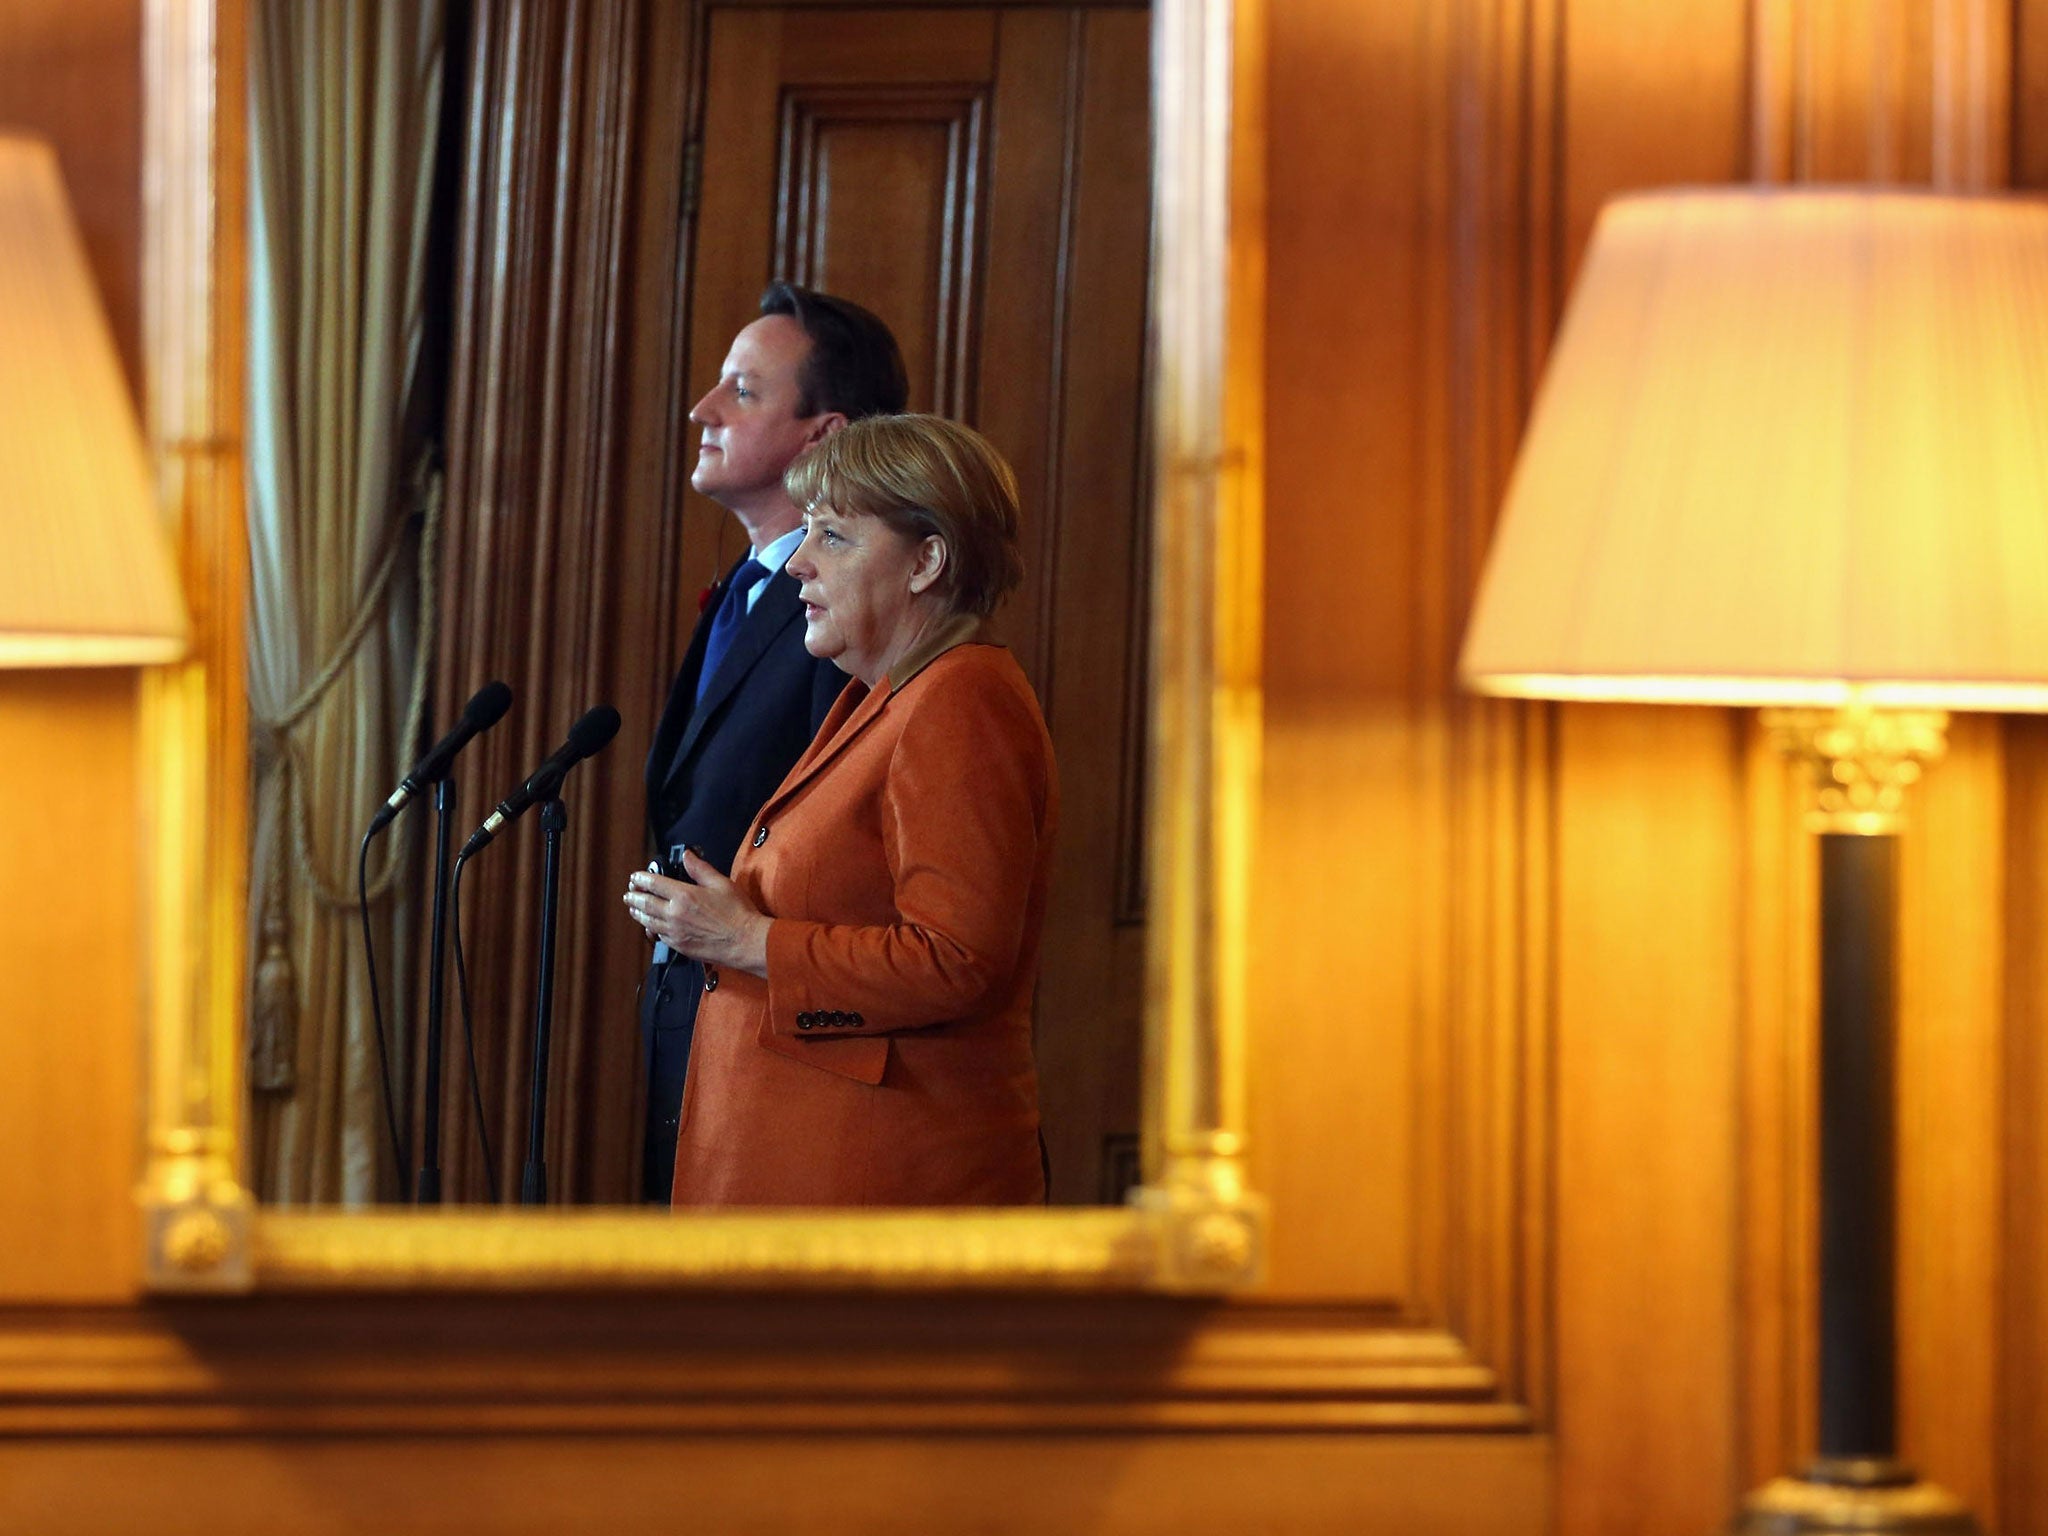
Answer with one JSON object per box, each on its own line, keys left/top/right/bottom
{"left": 250, "top": 875, "right": 298, "bottom": 1094}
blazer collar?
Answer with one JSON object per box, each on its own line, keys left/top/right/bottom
{"left": 757, "top": 614, "right": 996, "bottom": 818}
{"left": 882, "top": 611, "right": 991, "bottom": 692}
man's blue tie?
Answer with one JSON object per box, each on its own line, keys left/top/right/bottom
{"left": 694, "top": 559, "right": 770, "bottom": 707}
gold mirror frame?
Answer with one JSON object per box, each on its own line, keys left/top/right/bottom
{"left": 136, "top": 0, "right": 1263, "bottom": 1292}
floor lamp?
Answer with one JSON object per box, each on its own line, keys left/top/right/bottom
{"left": 1458, "top": 188, "right": 2048, "bottom": 1534}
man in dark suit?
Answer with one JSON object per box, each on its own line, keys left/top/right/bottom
{"left": 638, "top": 283, "right": 908, "bottom": 1201}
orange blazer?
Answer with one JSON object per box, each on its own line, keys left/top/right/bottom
{"left": 670, "top": 633, "right": 1057, "bottom": 1207}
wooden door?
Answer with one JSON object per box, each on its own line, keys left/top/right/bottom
{"left": 681, "top": 1, "right": 1152, "bottom": 1204}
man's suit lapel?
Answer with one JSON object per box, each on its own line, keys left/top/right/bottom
{"left": 662, "top": 570, "right": 805, "bottom": 795}
{"left": 644, "top": 558, "right": 739, "bottom": 801}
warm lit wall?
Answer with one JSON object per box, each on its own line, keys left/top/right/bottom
{"left": 0, "top": 0, "right": 142, "bottom": 390}
{"left": 1259, "top": 2, "right": 2048, "bottom": 1533}
{"left": 7, "top": 2, "right": 2048, "bottom": 1534}
{"left": 0, "top": 673, "right": 142, "bottom": 1303}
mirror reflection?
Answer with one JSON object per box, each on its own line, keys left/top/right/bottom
{"left": 243, "top": 0, "right": 1153, "bottom": 1208}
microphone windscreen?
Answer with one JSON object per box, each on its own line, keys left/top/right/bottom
{"left": 464, "top": 679, "right": 515, "bottom": 731}
{"left": 567, "top": 704, "right": 622, "bottom": 759}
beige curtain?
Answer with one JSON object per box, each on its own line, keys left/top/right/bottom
{"left": 246, "top": 1, "right": 446, "bottom": 1203}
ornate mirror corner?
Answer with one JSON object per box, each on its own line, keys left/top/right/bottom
{"left": 138, "top": 0, "right": 1262, "bottom": 1295}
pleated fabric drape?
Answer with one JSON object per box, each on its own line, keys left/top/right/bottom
{"left": 246, "top": 0, "right": 447, "bottom": 1204}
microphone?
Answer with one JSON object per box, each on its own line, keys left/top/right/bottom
{"left": 458, "top": 704, "right": 621, "bottom": 860}
{"left": 367, "top": 680, "right": 515, "bottom": 836}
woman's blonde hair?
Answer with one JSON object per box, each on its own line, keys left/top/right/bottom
{"left": 784, "top": 413, "right": 1024, "bottom": 619}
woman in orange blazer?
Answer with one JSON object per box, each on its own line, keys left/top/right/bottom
{"left": 623, "top": 414, "right": 1056, "bottom": 1206}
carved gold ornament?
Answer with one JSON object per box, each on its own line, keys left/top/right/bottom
{"left": 1762, "top": 704, "right": 1949, "bottom": 836}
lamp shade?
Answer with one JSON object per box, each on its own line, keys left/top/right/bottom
{"left": 0, "top": 135, "right": 186, "bottom": 665}
{"left": 1459, "top": 188, "right": 2048, "bottom": 711}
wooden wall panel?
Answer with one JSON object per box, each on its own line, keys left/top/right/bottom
{"left": 0, "top": 676, "right": 142, "bottom": 1302}
{"left": 1553, "top": 705, "right": 1744, "bottom": 1535}
{"left": 770, "top": 7, "right": 999, "bottom": 420}
{"left": 2022, "top": 0, "right": 2048, "bottom": 184}
{"left": 976, "top": 8, "right": 1074, "bottom": 693}
{"left": 0, "top": 0, "right": 144, "bottom": 394}
{"left": 2000, "top": 716, "right": 2048, "bottom": 1536}
{"left": 776, "top": 89, "right": 988, "bottom": 418}
{"left": 1257, "top": 0, "right": 1436, "bottom": 1305}
{"left": 1033, "top": 7, "right": 1153, "bottom": 1205}
{"left": 1733, "top": 723, "right": 1818, "bottom": 1493}
{"left": 1562, "top": 0, "right": 1749, "bottom": 264}
{"left": 1752, "top": 0, "right": 2010, "bottom": 185}
{"left": 1432, "top": 0, "right": 1558, "bottom": 1397}
{"left": 1897, "top": 716, "right": 2004, "bottom": 1525}
{"left": 0, "top": 1434, "right": 1550, "bottom": 1536}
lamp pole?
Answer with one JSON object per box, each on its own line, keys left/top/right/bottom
{"left": 1732, "top": 707, "right": 1974, "bottom": 1536}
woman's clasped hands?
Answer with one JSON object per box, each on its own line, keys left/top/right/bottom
{"left": 622, "top": 849, "right": 772, "bottom": 979}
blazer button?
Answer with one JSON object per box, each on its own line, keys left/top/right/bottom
{"left": 702, "top": 965, "right": 719, "bottom": 993}
{"left": 751, "top": 824, "right": 770, "bottom": 849}
{"left": 797, "top": 1012, "right": 814, "bottom": 1030}
{"left": 850, "top": 1012, "right": 864, "bottom": 1027}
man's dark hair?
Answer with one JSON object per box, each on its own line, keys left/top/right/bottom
{"left": 759, "top": 282, "right": 910, "bottom": 421}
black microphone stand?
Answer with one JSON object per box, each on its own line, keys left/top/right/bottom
{"left": 415, "top": 778, "right": 456, "bottom": 1204}
{"left": 520, "top": 796, "right": 568, "bottom": 1205}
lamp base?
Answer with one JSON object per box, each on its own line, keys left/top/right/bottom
{"left": 1730, "top": 1459, "right": 1978, "bottom": 1534}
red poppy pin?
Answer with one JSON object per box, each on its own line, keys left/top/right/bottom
{"left": 697, "top": 582, "right": 718, "bottom": 614}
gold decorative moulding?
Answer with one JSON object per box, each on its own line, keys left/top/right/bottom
{"left": 1762, "top": 705, "right": 1949, "bottom": 836}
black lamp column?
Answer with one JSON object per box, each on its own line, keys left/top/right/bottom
{"left": 1816, "top": 830, "right": 1898, "bottom": 1468}
{"left": 1733, "top": 708, "right": 1973, "bottom": 1536}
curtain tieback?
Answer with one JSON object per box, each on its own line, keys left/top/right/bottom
{"left": 247, "top": 461, "right": 446, "bottom": 1097}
